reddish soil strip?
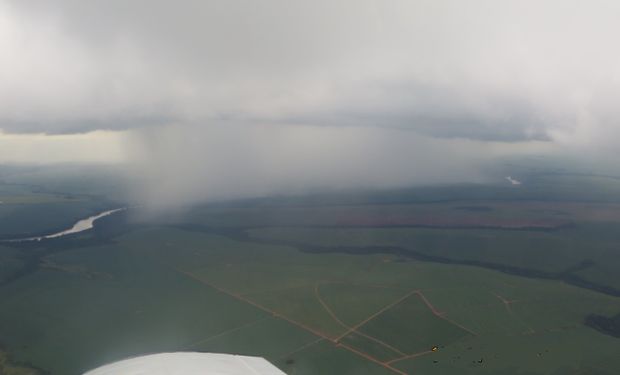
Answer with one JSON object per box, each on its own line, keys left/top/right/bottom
{"left": 178, "top": 269, "right": 336, "bottom": 340}
{"left": 349, "top": 330, "right": 408, "bottom": 358}
{"left": 332, "top": 287, "right": 477, "bottom": 364}
{"left": 386, "top": 350, "right": 435, "bottom": 365}
{"left": 337, "top": 342, "right": 408, "bottom": 375}
{"left": 415, "top": 291, "right": 444, "bottom": 316}
{"left": 492, "top": 292, "right": 535, "bottom": 335}
{"left": 492, "top": 292, "right": 518, "bottom": 311}
{"left": 278, "top": 337, "right": 325, "bottom": 360}
{"left": 321, "top": 280, "right": 399, "bottom": 289}
{"left": 417, "top": 291, "right": 478, "bottom": 336}
{"left": 336, "top": 289, "right": 420, "bottom": 341}
{"left": 314, "top": 283, "right": 350, "bottom": 329}
{"left": 433, "top": 312, "right": 479, "bottom": 337}
{"left": 177, "top": 269, "right": 408, "bottom": 374}
{"left": 182, "top": 317, "right": 267, "bottom": 350}
{"left": 180, "top": 269, "right": 476, "bottom": 373}
{"left": 314, "top": 283, "right": 406, "bottom": 357}
{"left": 336, "top": 215, "right": 568, "bottom": 229}
{"left": 239, "top": 283, "right": 310, "bottom": 297}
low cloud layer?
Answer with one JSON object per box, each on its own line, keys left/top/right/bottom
{"left": 126, "top": 123, "right": 553, "bottom": 209}
{"left": 2, "top": 0, "right": 619, "bottom": 141}
{"left": 1, "top": 1, "right": 619, "bottom": 203}
{"left": 0, "top": 130, "right": 127, "bottom": 164}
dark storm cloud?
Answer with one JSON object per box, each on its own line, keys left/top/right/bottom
{"left": 2, "top": 0, "right": 620, "bottom": 205}
{"left": 4, "top": 0, "right": 619, "bottom": 142}
{"left": 277, "top": 81, "right": 554, "bottom": 142}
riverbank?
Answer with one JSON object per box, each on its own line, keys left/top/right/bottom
{"left": 5, "top": 207, "right": 126, "bottom": 242}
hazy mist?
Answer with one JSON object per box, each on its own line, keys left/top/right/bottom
{"left": 1, "top": 0, "right": 619, "bottom": 206}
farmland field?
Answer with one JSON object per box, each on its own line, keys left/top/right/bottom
{"left": 0, "top": 173, "right": 620, "bottom": 374}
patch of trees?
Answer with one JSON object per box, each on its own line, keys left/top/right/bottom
{"left": 585, "top": 313, "right": 620, "bottom": 338}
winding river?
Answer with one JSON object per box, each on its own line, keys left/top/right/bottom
{"left": 10, "top": 207, "right": 126, "bottom": 242}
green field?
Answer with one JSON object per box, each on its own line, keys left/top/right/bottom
{"left": 1, "top": 170, "right": 620, "bottom": 374}
{"left": 247, "top": 221, "right": 620, "bottom": 291}
{"left": 0, "top": 225, "right": 619, "bottom": 374}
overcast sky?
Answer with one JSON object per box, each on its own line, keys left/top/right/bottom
{"left": 1, "top": 0, "right": 619, "bottom": 203}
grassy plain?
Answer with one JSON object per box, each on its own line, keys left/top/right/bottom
{"left": 1, "top": 226, "right": 618, "bottom": 374}
{"left": 0, "top": 246, "right": 24, "bottom": 283}
{"left": 1, "top": 170, "right": 620, "bottom": 374}
{"left": 248, "top": 221, "right": 620, "bottom": 291}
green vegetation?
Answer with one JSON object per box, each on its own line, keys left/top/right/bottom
{"left": 0, "top": 246, "right": 24, "bottom": 283}
{"left": 585, "top": 313, "right": 620, "bottom": 338}
{"left": 1, "top": 225, "right": 618, "bottom": 374}
{"left": 317, "top": 283, "right": 408, "bottom": 328}
{"left": 247, "top": 221, "right": 620, "bottom": 292}
{"left": 1, "top": 169, "right": 620, "bottom": 374}
{"left": 358, "top": 294, "right": 472, "bottom": 354}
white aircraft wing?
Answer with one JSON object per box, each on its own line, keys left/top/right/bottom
{"left": 83, "top": 352, "right": 287, "bottom": 375}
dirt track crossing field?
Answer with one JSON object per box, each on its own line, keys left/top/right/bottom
{"left": 178, "top": 268, "right": 480, "bottom": 375}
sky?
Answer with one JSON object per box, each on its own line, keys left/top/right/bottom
{"left": 1, "top": 0, "right": 619, "bottom": 204}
